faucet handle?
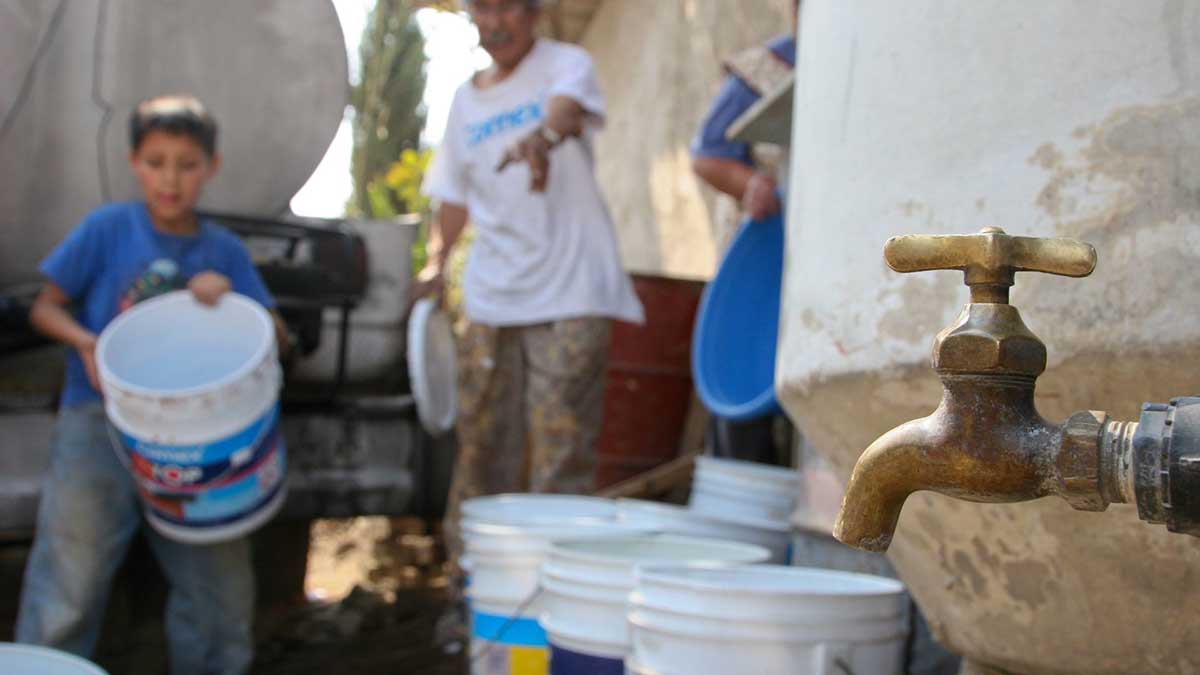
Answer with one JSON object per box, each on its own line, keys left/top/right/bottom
{"left": 884, "top": 227, "right": 1097, "bottom": 303}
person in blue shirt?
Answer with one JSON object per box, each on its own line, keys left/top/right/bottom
{"left": 691, "top": 4, "right": 798, "bottom": 225}
{"left": 16, "top": 95, "right": 285, "bottom": 675}
{"left": 690, "top": 6, "right": 798, "bottom": 467}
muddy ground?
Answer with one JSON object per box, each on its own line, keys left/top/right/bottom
{"left": 255, "top": 517, "right": 466, "bottom": 675}
{"left": 0, "top": 516, "right": 466, "bottom": 674}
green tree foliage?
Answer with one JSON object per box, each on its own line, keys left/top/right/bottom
{"left": 378, "top": 148, "right": 434, "bottom": 270}
{"left": 350, "top": 0, "right": 429, "bottom": 217}
{"left": 384, "top": 148, "right": 433, "bottom": 215}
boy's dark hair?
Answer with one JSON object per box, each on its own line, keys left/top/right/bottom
{"left": 129, "top": 95, "right": 218, "bottom": 157}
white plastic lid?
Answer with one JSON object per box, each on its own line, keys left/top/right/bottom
{"left": 407, "top": 298, "right": 458, "bottom": 434}
{"left": 0, "top": 643, "right": 110, "bottom": 674}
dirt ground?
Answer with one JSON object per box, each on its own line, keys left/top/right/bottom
{"left": 253, "top": 516, "right": 466, "bottom": 675}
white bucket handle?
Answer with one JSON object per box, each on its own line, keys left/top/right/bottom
{"left": 814, "top": 642, "right": 856, "bottom": 675}
{"left": 469, "top": 584, "right": 544, "bottom": 665}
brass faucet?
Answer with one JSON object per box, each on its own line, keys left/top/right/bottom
{"left": 833, "top": 227, "right": 1125, "bottom": 552}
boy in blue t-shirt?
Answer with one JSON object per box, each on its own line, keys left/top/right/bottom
{"left": 16, "top": 95, "right": 284, "bottom": 675}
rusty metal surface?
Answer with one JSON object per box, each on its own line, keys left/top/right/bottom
{"left": 1054, "top": 410, "right": 1108, "bottom": 512}
{"left": 834, "top": 375, "right": 1061, "bottom": 552}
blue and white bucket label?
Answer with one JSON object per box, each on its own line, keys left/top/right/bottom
{"left": 471, "top": 610, "right": 548, "bottom": 675}
{"left": 116, "top": 404, "right": 280, "bottom": 489}
{"left": 109, "top": 401, "right": 287, "bottom": 536}
{"left": 139, "top": 438, "right": 286, "bottom": 527}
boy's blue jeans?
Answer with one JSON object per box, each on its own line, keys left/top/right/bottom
{"left": 15, "top": 402, "right": 255, "bottom": 675}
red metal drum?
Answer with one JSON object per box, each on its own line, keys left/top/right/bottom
{"left": 594, "top": 274, "right": 704, "bottom": 490}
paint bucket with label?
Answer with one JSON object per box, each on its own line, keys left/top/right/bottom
{"left": 628, "top": 565, "right": 908, "bottom": 675}
{"left": 462, "top": 495, "right": 654, "bottom": 675}
{"left": 97, "top": 290, "right": 285, "bottom": 544}
{"left": 539, "top": 535, "right": 770, "bottom": 674}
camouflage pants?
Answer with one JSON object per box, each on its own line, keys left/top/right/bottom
{"left": 443, "top": 317, "right": 611, "bottom": 570}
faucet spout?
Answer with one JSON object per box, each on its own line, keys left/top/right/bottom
{"left": 834, "top": 375, "right": 1066, "bottom": 552}
{"left": 833, "top": 418, "right": 941, "bottom": 552}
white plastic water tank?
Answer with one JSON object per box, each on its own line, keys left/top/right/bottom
{"left": 781, "top": 2, "right": 1200, "bottom": 672}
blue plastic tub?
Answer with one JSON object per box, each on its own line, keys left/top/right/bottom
{"left": 692, "top": 211, "right": 784, "bottom": 420}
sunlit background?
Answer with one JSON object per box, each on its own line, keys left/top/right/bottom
{"left": 289, "top": 1, "right": 491, "bottom": 218}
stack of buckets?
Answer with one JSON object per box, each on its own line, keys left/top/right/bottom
{"left": 618, "top": 456, "right": 799, "bottom": 564}
{"left": 96, "top": 291, "right": 286, "bottom": 543}
{"left": 460, "top": 485, "right": 909, "bottom": 675}
{"left": 539, "top": 535, "right": 770, "bottom": 672}
{"left": 689, "top": 456, "right": 798, "bottom": 525}
{"left": 461, "top": 495, "right": 648, "bottom": 674}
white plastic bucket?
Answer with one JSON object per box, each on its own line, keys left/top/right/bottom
{"left": 617, "top": 499, "right": 792, "bottom": 564}
{"left": 462, "top": 495, "right": 653, "bottom": 675}
{"left": 689, "top": 457, "right": 799, "bottom": 524}
{"left": 694, "top": 456, "right": 800, "bottom": 490}
{"left": 463, "top": 494, "right": 619, "bottom": 526}
{"left": 623, "top": 659, "right": 661, "bottom": 675}
{"left": 540, "top": 535, "right": 771, "bottom": 674}
{"left": 96, "top": 291, "right": 285, "bottom": 544}
{"left": 629, "top": 565, "right": 908, "bottom": 675}
{"left": 0, "top": 643, "right": 109, "bottom": 674}
{"left": 689, "top": 481, "right": 793, "bottom": 523}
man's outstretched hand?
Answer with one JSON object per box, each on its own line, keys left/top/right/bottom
{"left": 496, "top": 127, "right": 554, "bottom": 192}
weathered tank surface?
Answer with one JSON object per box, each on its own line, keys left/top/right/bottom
{"left": 0, "top": 0, "right": 347, "bottom": 288}
{"left": 780, "top": 2, "right": 1200, "bottom": 673}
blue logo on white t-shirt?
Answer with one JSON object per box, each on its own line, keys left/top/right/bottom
{"left": 466, "top": 101, "right": 543, "bottom": 147}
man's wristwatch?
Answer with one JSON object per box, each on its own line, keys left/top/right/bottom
{"left": 538, "top": 125, "right": 564, "bottom": 148}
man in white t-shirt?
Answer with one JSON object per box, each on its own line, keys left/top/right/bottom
{"left": 417, "top": 0, "right": 643, "bottom": 576}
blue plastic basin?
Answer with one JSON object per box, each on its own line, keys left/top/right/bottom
{"left": 692, "top": 211, "right": 784, "bottom": 421}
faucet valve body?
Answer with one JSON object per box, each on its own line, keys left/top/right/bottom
{"left": 835, "top": 227, "right": 1106, "bottom": 552}
{"left": 1057, "top": 410, "right": 1110, "bottom": 512}
{"left": 835, "top": 227, "right": 1200, "bottom": 551}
